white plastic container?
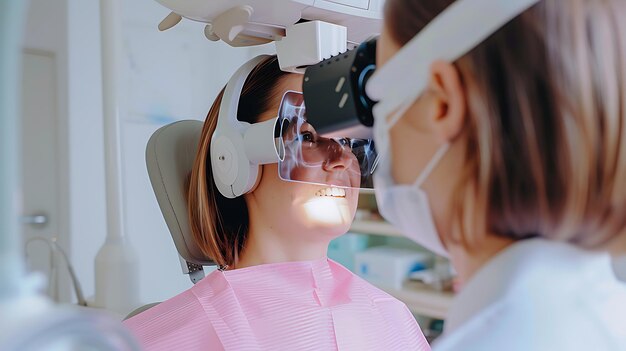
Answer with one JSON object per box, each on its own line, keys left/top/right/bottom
{"left": 354, "top": 246, "right": 432, "bottom": 289}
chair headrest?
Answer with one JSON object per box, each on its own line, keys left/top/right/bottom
{"left": 146, "top": 120, "right": 214, "bottom": 266}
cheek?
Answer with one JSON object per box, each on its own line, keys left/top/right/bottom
{"left": 347, "top": 159, "right": 361, "bottom": 186}
{"left": 348, "top": 188, "right": 359, "bottom": 212}
{"left": 389, "top": 103, "right": 435, "bottom": 185}
{"left": 255, "top": 165, "right": 292, "bottom": 208}
{"left": 260, "top": 164, "right": 312, "bottom": 210}
{"left": 290, "top": 165, "right": 318, "bottom": 181}
{"left": 257, "top": 164, "right": 356, "bottom": 236}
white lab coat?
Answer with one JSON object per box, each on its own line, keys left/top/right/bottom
{"left": 433, "top": 239, "right": 626, "bottom": 351}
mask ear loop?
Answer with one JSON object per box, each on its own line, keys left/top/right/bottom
{"left": 413, "top": 143, "right": 450, "bottom": 188}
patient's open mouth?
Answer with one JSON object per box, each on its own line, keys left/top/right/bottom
{"left": 315, "top": 187, "right": 346, "bottom": 198}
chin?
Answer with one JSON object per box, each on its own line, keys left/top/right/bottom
{"left": 313, "top": 222, "right": 352, "bottom": 238}
{"left": 298, "top": 196, "right": 355, "bottom": 235}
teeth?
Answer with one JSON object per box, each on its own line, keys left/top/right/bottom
{"left": 316, "top": 187, "right": 346, "bottom": 198}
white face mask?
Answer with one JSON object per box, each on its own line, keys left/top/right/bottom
{"left": 372, "top": 102, "right": 450, "bottom": 257}
{"left": 367, "top": 0, "right": 540, "bottom": 256}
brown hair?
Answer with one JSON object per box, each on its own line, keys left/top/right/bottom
{"left": 187, "top": 56, "right": 290, "bottom": 267}
{"left": 385, "top": 0, "right": 626, "bottom": 250}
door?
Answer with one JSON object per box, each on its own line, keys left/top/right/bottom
{"left": 20, "top": 51, "right": 66, "bottom": 301}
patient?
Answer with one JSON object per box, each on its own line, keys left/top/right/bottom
{"left": 124, "top": 56, "right": 430, "bottom": 351}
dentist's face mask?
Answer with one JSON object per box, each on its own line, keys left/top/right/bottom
{"left": 366, "top": 0, "right": 541, "bottom": 256}
{"left": 372, "top": 93, "right": 450, "bottom": 257}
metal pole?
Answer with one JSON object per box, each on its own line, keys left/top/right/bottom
{"left": 94, "top": 0, "right": 139, "bottom": 314}
{"left": 100, "top": 0, "right": 125, "bottom": 245}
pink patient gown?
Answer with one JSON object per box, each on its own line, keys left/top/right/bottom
{"left": 124, "top": 257, "right": 430, "bottom": 351}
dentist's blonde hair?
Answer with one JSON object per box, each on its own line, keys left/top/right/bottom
{"left": 386, "top": 0, "right": 626, "bottom": 252}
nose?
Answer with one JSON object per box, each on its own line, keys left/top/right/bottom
{"left": 322, "top": 139, "right": 353, "bottom": 172}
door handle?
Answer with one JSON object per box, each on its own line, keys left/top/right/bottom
{"left": 21, "top": 214, "right": 48, "bottom": 225}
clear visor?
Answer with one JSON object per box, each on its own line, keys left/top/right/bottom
{"left": 274, "top": 91, "right": 377, "bottom": 189}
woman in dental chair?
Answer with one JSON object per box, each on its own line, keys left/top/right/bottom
{"left": 124, "top": 55, "right": 430, "bottom": 351}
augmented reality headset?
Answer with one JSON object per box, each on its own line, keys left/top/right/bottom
{"left": 210, "top": 56, "right": 377, "bottom": 199}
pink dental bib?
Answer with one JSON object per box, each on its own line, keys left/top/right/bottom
{"left": 124, "top": 258, "right": 430, "bottom": 350}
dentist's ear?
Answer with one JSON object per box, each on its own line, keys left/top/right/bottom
{"left": 426, "top": 60, "right": 467, "bottom": 143}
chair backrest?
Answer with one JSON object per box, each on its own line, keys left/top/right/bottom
{"left": 145, "top": 120, "right": 214, "bottom": 266}
{"left": 124, "top": 302, "right": 161, "bottom": 321}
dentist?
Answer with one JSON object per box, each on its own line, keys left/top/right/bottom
{"left": 368, "top": 0, "right": 626, "bottom": 349}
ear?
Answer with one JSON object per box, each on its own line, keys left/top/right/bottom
{"left": 427, "top": 60, "right": 466, "bottom": 142}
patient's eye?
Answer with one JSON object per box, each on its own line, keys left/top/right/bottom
{"left": 300, "top": 131, "right": 315, "bottom": 144}
{"left": 299, "top": 123, "right": 317, "bottom": 145}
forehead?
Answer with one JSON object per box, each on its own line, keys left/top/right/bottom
{"left": 280, "top": 73, "right": 304, "bottom": 92}
{"left": 257, "top": 74, "right": 304, "bottom": 122}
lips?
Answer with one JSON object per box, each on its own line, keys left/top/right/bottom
{"left": 315, "top": 187, "right": 347, "bottom": 198}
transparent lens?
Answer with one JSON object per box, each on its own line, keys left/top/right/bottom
{"left": 276, "top": 91, "right": 377, "bottom": 189}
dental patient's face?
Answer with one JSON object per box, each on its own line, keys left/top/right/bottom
{"left": 247, "top": 74, "right": 359, "bottom": 240}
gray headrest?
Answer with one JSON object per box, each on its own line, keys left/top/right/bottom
{"left": 145, "top": 120, "right": 214, "bottom": 266}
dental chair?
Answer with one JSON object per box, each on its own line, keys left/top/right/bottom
{"left": 125, "top": 120, "right": 216, "bottom": 319}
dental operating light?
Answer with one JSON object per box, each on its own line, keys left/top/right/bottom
{"left": 153, "top": 0, "right": 384, "bottom": 73}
